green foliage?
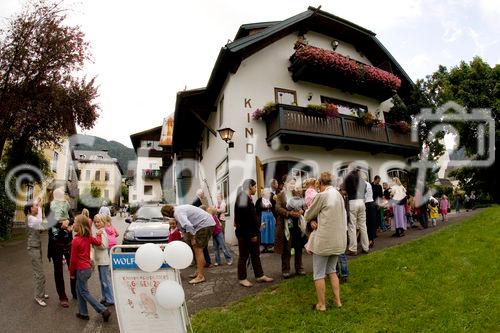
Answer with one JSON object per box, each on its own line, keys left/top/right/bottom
{"left": 420, "top": 58, "right": 500, "bottom": 202}
{"left": 121, "top": 183, "right": 129, "bottom": 203}
{"left": 90, "top": 182, "right": 101, "bottom": 198}
{"left": 192, "top": 207, "right": 500, "bottom": 332}
{"left": 0, "top": 171, "right": 16, "bottom": 240}
{"left": 1, "top": 141, "right": 51, "bottom": 180}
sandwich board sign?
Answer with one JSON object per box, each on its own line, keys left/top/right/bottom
{"left": 111, "top": 245, "right": 191, "bottom": 333}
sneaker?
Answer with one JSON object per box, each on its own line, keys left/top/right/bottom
{"left": 60, "top": 300, "right": 69, "bottom": 308}
{"left": 256, "top": 275, "right": 274, "bottom": 283}
{"left": 239, "top": 279, "right": 253, "bottom": 287}
{"left": 43, "top": 294, "right": 49, "bottom": 299}
{"left": 35, "top": 297, "right": 47, "bottom": 307}
{"left": 282, "top": 272, "right": 291, "bottom": 279}
{"left": 227, "top": 260, "right": 233, "bottom": 266}
{"left": 101, "top": 309, "right": 112, "bottom": 322}
{"left": 214, "top": 262, "right": 219, "bottom": 266}
{"left": 296, "top": 270, "right": 306, "bottom": 276}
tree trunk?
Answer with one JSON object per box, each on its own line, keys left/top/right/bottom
{"left": 0, "top": 136, "right": 6, "bottom": 161}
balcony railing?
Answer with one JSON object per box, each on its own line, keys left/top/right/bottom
{"left": 142, "top": 169, "right": 162, "bottom": 179}
{"left": 265, "top": 104, "right": 419, "bottom": 156}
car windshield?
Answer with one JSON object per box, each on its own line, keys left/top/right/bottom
{"left": 135, "top": 206, "right": 164, "bottom": 221}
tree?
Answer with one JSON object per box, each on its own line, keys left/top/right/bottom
{"left": 90, "top": 181, "right": 101, "bottom": 198}
{"left": 417, "top": 57, "right": 500, "bottom": 202}
{"left": 120, "top": 183, "right": 129, "bottom": 203}
{"left": 0, "top": 1, "right": 99, "bottom": 160}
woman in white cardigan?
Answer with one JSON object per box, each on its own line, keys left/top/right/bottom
{"left": 304, "top": 172, "right": 347, "bottom": 312}
{"left": 390, "top": 177, "right": 407, "bottom": 237}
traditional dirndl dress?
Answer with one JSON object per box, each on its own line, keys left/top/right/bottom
{"left": 260, "top": 210, "right": 276, "bottom": 245}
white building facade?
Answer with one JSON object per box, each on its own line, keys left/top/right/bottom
{"left": 172, "top": 7, "right": 420, "bottom": 243}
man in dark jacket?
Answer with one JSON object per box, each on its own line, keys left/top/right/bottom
{"left": 234, "top": 179, "right": 273, "bottom": 287}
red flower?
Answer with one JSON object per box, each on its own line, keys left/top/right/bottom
{"left": 293, "top": 46, "right": 401, "bottom": 91}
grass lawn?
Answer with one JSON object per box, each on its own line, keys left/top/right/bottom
{"left": 191, "top": 207, "right": 500, "bottom": 332}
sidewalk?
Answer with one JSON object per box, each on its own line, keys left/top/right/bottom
{"left": 181, "top": 209, "right": 482, "bottom": 315}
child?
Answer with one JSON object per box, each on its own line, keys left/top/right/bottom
{"left": 256, "top": 189, "right": 276, "bottom": 253}
{"left": 207, "top": 207, "right": 233, "bottom": 266}
{"left": 70, "top": 214, "right": 111, "bottom": 321}
{"left": 24, "top": 199, "right": 49, "bottom": 306}
{"left": 104, "top": 215, "right": 119, "bottom": 251}
{"left": 303, "top": 178, "right": 318, "bottom": 254}
{"left": 50, "top": 187, "right": 72, "bottom": 236}
{"left": 429, "top": 198, "right": 439, "bottom": 227}
{"left": 440, "top": 194, "right": 449, "bottom": 222}
{"left": 168, "top": 218, "right": 182, "bottom": 242}
{"left": 93, "top": 214, "right": 114, "bottom": 307}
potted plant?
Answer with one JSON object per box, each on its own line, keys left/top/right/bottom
{"left": 391, "top": 120, "right": 411, "bottom": 134}
{"left": 252, "top": 102, "right": 277, "bottom": 120}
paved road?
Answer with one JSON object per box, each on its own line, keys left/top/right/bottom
{"left": 0, "top": 209, "right": 481, "bottom": 333}
{"left": 0, "top": 215, "right": 127, "bottom": 333}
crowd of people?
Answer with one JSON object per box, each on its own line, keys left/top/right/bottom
{"left": 157, "top": 165, "right": 465, "bottom": 312}
{"left": 24, "top": 168, "right": 467, "bottom": 316}
{"left": 25, "top": 187, "right": 118, "bottom": 322}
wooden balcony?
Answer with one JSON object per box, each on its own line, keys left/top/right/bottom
{"left": 142, "top": 169, "right": 162, "bottom": 180}
{"left": 265, "top": 104, "right": 420, "bottom": 157}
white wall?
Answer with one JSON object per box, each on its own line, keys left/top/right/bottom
{"left": 77, "top": 162, "right": 122, "bottom": 204}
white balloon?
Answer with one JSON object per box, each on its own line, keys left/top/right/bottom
{"left": 135, "top": 243, "right": 164, "bottom": 272}
{"left": 164, "top": 241, "right": 193, "bottom": 269}
{"left": 155, "top": 280, "right": 185, "bottom": 309}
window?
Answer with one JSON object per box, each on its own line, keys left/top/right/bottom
{"left": 274, "top": 88, "right": 297, "bottom": 105}
{"left": 291, "top": 168, "right": 310, "bottom": 189}
{"left": 79, "top": 154, "right": 86, "bottom": 159}
{"left": 219, "top": 96, "right": 224, "bottom": 127}
{"left": 104, "top": 189, "right": 109, "bottom": 199}
{"left": 149, "top": 162, "right": 158, "bottom": 169}
{"left": 132, "top": 194, "right": 137, "bottom": 201}
{"left": 321, "top": 96, "right": 368, "bottom": 116}
{"left": 144, "top": 185, "right": 153, "bottom": 196}
{"left": 26, "top": 183, "right": 34, "bottom": 202}
{"left": 52, "top": 152, "right": 59, "bottom": 172}
{"left": 141, "top": 140, "right": 160, "bottom": 150}
{"left": 95, "top": 170, "right": 101, "bottom": 181}
{"left": 387, "top": 168, "right": 409, "bottom": 185}
{"left": 85, "top": 170, "right": 91, "bottom": 181}
{"left": 97, "top": 155, "right": 104, "bottom": 160}
{"left": 105, "top": 171, "right": 110, "bottom": 182}
{"left": 337, "top": 164, "right": 371, "bottom": 187}
{"left": 216, "top": 158, "right": 230, "bottom": 216}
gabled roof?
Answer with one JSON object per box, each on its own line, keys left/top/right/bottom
{"left": 205, "top": 6, "right": 413, "bottom": 105}
{"left": 233, "top": 21, "right": 280, "bottom": 41}
{"left": 130, "top": 126, "right": 162, "bottom": 152}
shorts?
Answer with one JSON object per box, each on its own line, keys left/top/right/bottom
{"left": 313, "top": 254, "right": 339, "bottom": 280}
{"left": 191, "top": 226, "right": 214, "bottom": 248}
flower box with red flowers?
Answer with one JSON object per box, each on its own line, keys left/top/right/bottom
{"left": 289, "top": 45, "right": 402, "bottom": 101}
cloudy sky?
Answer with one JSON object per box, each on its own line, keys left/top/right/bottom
{"left": 1, "top": 0, "right": 499, "bottom": 147}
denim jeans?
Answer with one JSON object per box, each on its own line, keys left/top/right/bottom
{"left": 338, "top": 253, "right": 349, "bottom": 277}
{"left": 213, "top": 233, "right": 232, "bottom": 264}
{"left": 76, "top": 268, "right": 106, "bottom": 316}
{"left": 98, "top": 265, "right": 114, "bottom": 304}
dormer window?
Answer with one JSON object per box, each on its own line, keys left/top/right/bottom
{"left": 79, "top": 154, "right": 86, "bottom": 159}
{"left": 97, "top": 155, "right": 104, "bottom": 160}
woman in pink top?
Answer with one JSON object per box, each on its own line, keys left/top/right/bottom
{"left": 439, "top": 194, "right": 449, "bottom": 222}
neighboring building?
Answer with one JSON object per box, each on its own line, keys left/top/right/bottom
{"left": 129, "top": 119, "right": 173, "bottom": 204}
{"left": 172, "top": 7, "right": 420, "bottom": 243}
{"left": 74, "top": 150, "right": 123, "bottom": 205}
{"left": 13, "top": 139, "right": 79, "bottom": 226}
